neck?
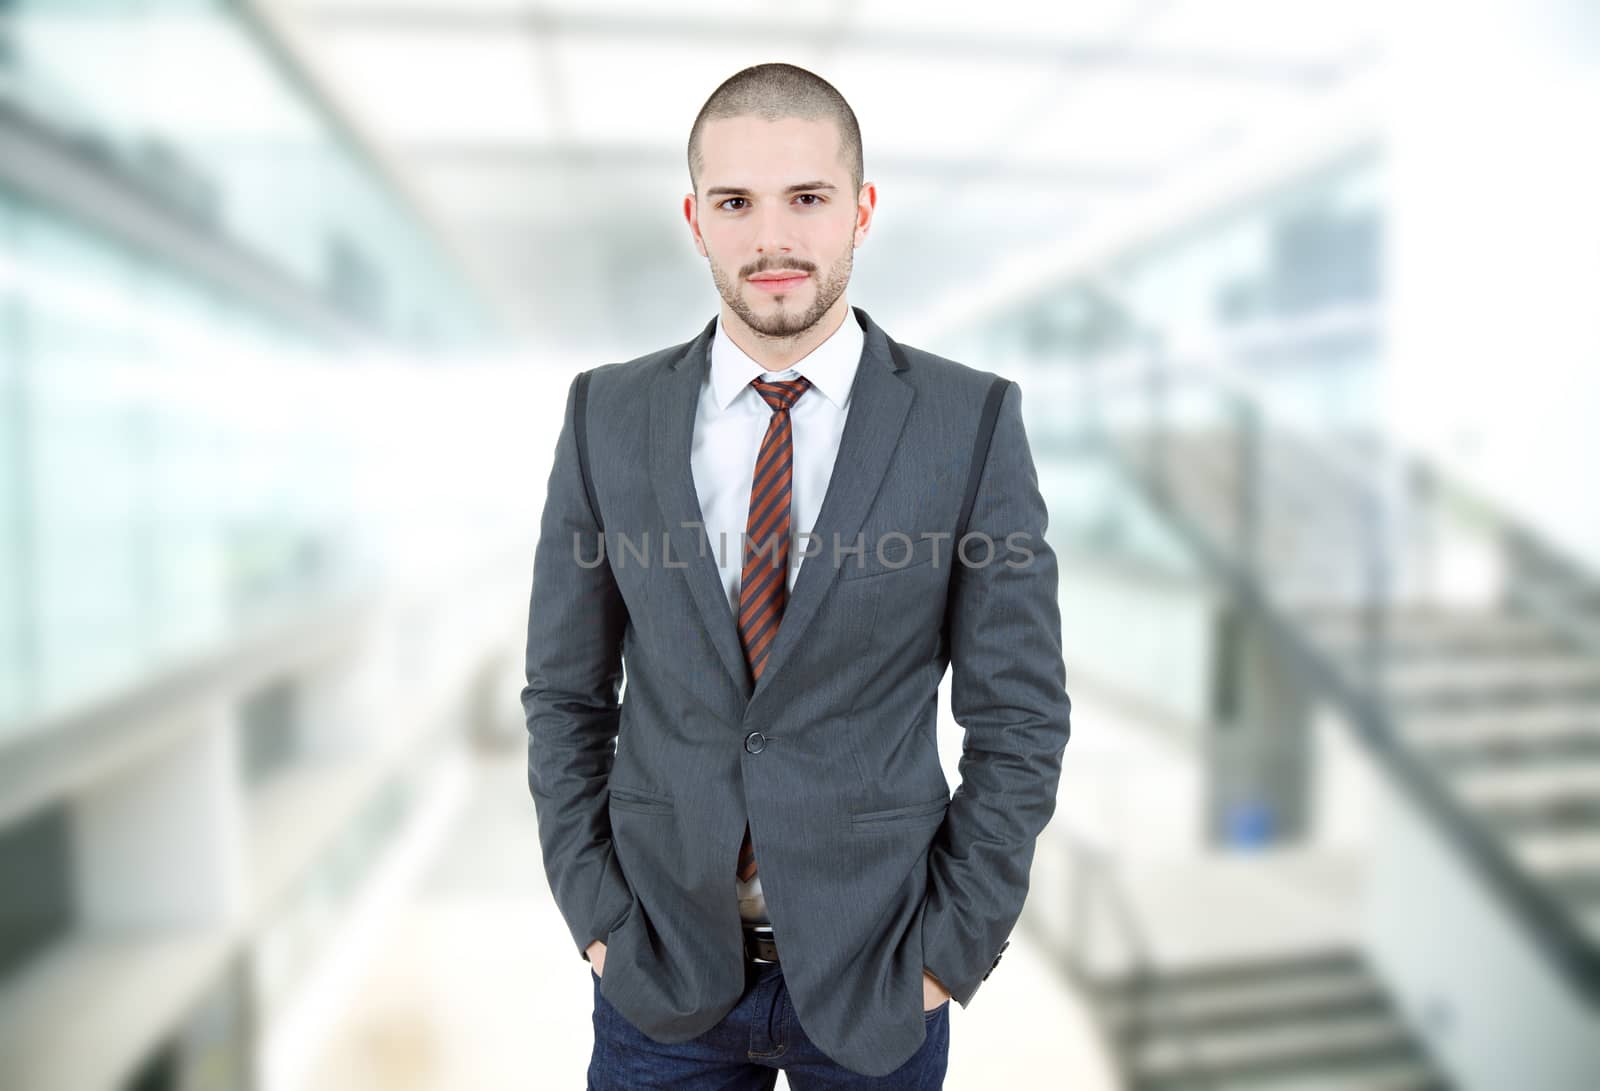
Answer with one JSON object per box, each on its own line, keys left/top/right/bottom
{"left": 721, "top": 296, "right": 851, "bottom": 372}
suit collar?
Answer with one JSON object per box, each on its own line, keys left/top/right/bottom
{"left": 653, "top": 305, "right": 913, "bottom": 708}
{"left": 708, "top": 308, "right": 865, "bottom": 412}
{"left": 671, "top": 304, "right": 907, "bottom": 376}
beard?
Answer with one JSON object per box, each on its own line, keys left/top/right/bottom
{"left": 709, "top": 236, "right": 852, "bottom": 340}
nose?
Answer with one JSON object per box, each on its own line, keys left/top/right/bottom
{"left": 753, "top": 204, "right": 794, "bottom": 258}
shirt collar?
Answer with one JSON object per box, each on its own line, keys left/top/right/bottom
{"left": 709, "top": 308, "right": 863, "bottom": 412}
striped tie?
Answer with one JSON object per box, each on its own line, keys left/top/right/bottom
{"left": 736, "top": 374, "right": 811, "bottom": 884}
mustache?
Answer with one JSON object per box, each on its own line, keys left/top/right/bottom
{"left": 743, "top": 260, "right": 816, "bottom": 277}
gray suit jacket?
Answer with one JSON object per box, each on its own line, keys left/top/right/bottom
{"left": 522, "top": 305, "right": 1072, "bottom": 1077}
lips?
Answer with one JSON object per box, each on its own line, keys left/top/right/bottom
{"left": 749, "top": 272, "right": 809, "bottom": 292}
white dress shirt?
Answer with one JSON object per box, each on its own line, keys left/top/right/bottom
{"left": 689, "top": 307, "right": 864, "bottom": 924}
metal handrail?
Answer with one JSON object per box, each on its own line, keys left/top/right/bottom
{"left": 1081, "top": 352, "right": 1382, "bottom": 500}
{"left": 1064, "top": 354, "right": 1600, "bottom": 1008}
{"left": 1064, "top": 838, "right": 1215, "bottom": 1089}
{"left": 1079, "top": 349, "right": 1600, "bottom": 635}
{"left": 1411, "top": 460, "right": 1600, "bottom": 656}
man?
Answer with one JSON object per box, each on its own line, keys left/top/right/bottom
{"left": 523, "top": 62, "right": 1072, "bottom": 1087}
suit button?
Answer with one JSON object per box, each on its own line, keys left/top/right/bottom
{"left": 744, "top": 731, "right": 767, "bottom": 754}
{"left": 982, "top": 940, "right": 1010, "bottom": 981}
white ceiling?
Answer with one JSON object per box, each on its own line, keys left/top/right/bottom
{"left": 270, "top": 0, "right": 1383, "bottom": 357}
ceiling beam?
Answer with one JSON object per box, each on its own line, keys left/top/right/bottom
{"left": 298, "top": 5, "right": 1348, "bottom": 89}
{"left": 398, "top": 140, "right": 1156, "bottom": 190}
{"left": 245, "top": 0, "right": 524, "bottom": 334}
{"left": 900, "top": 76, "right": 1384, "bottom": 344}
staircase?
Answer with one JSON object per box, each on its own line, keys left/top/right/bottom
{"left": 1304, "top": 604, "right": 1600, "bottom": 952}
{"left": 1050, "top": 355, "right": 1600, "bottom": 1086}
{"left": 1113, "top": 417, "right": 1600, "bottom": 968}
{"left": 1095, "top": 949, "right": 1450, "bottom": 1091}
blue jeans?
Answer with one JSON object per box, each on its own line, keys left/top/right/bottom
{"left": 588, "top": 961, "right": 950, "bottom": 1089}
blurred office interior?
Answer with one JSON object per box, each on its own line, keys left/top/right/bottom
{"left": 1, "top": 1, "right": 1597, "bottom": 1088}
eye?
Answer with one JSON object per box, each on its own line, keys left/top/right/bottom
{"left": 795, "top": 194, "right": 823, "bottom": 206}
{"left": 717, "top": 197, "right": 748, "bottom": 211}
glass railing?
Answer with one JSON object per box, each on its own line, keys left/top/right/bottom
{"left": 0, "top": 0, "right": 488, "bottom": 348}
{"left": 1059, "top": 834, "right": 1211, "bottom": 1089}
{"left": 1049, "top": 349, "right": 1600, "bottom": 1007}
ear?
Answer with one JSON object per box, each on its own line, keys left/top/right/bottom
{"left": 854, "top": 181, "right": 877, "bottom": 246}
{"left": 684, "top": 193, "right": 708, "bottom": 258}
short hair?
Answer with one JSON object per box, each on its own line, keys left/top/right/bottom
{"left": 687, "top": 63, "right": 864, "bottom": 197}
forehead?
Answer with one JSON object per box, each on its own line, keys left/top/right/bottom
{"left": 697, "top": 115, "right": 848, "bottom": 187}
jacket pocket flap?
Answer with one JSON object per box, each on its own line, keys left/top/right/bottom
{"left": 608, "top": 785, "right": 676, "bottom": 813}
{"left": 850, "top": 794, "right": 948, "bottom": 827}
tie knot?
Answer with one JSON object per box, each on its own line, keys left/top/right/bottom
{"left": 751, "top": 375, "right": 811, "bottom": 413}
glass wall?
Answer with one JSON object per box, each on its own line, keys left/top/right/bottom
{"left": 0, "top": 187, "right": 370, "bottom": 730}
{"left": 0, "top": 0, "right": 486, "bottom": 347}
{"left": 939, "top": 151, "right": 1385, "bottom": 583}
{"left": 1108, "top": 149, "right": 1383, "bottom": 435}
{"left": 0, "top": 3, "right": 507, "bottom": 733}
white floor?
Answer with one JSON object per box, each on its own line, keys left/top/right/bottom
{"left": 300, "top": 745, "right": 1119, "bottom": 1090}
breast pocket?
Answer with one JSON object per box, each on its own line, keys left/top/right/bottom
{"left": 835, "top": 533, "right": 942, "bottom": 581}
{"left": 607, "top": 784, "right": 676, "bottom": 815}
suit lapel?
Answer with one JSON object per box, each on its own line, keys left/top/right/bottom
{"left": 649, "top": 314, "right": 752, "bottom": 701}
{"left": 748, "top": 307, "right": 912, "bottom": 712}
{"left": 648, "top": 306, "right": 914, "bottom": 711}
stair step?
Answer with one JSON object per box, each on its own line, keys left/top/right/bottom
{"left": 1300, "top": 605, "right": 1552, "bottom": 640}
{"left": 1581, "top": 903, "right": 1600, "bottom": 948}
{"left": 1101, "top": 969, "right": 1386, "bottom": 1035}
{"left": 1167, "top": 491, "right": 1358, "bottom": 548}
{"left": 1381, "top": 655, "right": 1600, "bottom": 706}
{"left": 1097, "top": 950, "right": 1365, "bottom": 1001}
{"left": 1094, "top": 941, "right": 1450, "bottom": 1091}
{"left": 1135, "top": 1055, "right": 1447, "bottom": 1091}
{"left": 1323, "top": 630, "right": 1571, "bottom": 663}
{"left": 1155, "top": 503, "right": 1371, "bottom": 587}
{"left": 1137, "top": 1056, "right": 1448, "bottom": 1091}
{"left": 1132, "top": 1012, "right": 1424, "bottom": 1089}
{"left": 1535, "top": 871, "right": 1600, "bottom": 947}
{"left": 1474, "top": 794, "right": 1600, "bottom": 835}
{"left": 1113, "top": 989, "right": 1389, "bottom": 1041}
{"left": 1400, "top": 699, "right": 1600, "bottom": 744}
{"left": 1416, "top": 726, "right": 1600, "bottom": 770}
{"left": 1505, "top": 826, "right": 1600, "bottom": 875}
{"left": 1456, "top": 761, "right": 1600, "bottom": 833}
{"left": 1452, "top": 763, "right": 1600, "bottom": 805}
{"left": 1542, "top": 866, "right": 1600, "bottom": 906}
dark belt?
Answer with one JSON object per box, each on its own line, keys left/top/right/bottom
{"left": 742, "top": 924, "right": 779, "bottom": 964}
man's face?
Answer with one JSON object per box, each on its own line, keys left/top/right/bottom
{"left": 686, "top": 115, "right": 873, "bottom": 339}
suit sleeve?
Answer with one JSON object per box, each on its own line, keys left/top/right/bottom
{"left": 920, "top": 379, "right": 1073, "bottom": 1006}
{"left": 522, "top": 371, "right": 635, "bottom": 962}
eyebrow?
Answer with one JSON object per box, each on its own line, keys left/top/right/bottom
{"left": 704, "top": 181, "right": 839, "bottom": 198}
